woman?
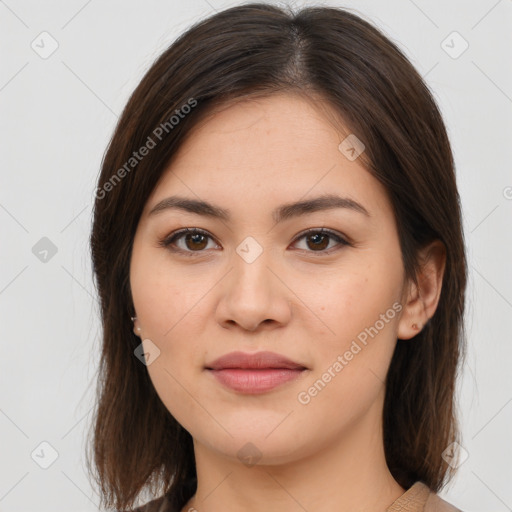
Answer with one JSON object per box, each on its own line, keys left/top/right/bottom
{"left": 87, "top": 4, "right": 467, "bottom": 512}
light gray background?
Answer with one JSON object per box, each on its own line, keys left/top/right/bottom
{"left": 1, "top": 0, "right": 511, "bottom": 511}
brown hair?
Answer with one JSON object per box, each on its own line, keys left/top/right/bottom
{"left": 87, "top": 3, "right": 467, "bottom": 510}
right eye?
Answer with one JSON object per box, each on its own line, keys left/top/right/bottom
{"left": 159, "top": 228, "right": 219, "bottom": 256}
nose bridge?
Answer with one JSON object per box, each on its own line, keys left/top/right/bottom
{"left": 215, "top": 234, "right": 291, "bottom": 331}
{"left": 232, "top": 234, "right": 274, "bottom": 297}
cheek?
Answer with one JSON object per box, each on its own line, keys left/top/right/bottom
{"left": 294, "top": 269, "right": 401, "bottom": 426}
{"left": 130, "top": 248, "right": 206, "bottom": 428}
{"left": 130, "top": 246, "right": 215, "bottom": 411}
{"left": 300, "top": 258, "right": 401, "bottom": 349}
{"left": 130, "top": 244, "right": 205, "bottom": 338}
{"left": 298, "top": 257, "right": 403, "bottom": 415}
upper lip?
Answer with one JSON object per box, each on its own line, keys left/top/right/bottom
{"left": 205, "top": 351, "right": 307, "bottom": 370}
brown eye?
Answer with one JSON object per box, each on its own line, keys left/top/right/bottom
{"left": 160, "top": 228, "right": 217, "bottom": 256}
{"left": 183, "top": 232, "right": 208, "bottom": 251}
{"left": 292, "top": 229, "right": 350, "bottom": 254}
{"left": 305, "top": 232, "right": 330, "bottom": 251}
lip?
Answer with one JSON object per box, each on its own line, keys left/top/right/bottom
{"left": 205, "top": 351, "right": 308, "bottom": 394}
{"left": 205, "top": 350, "right": 307, "bottom": 370}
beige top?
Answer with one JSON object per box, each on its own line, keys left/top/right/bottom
{"left": 126, "top": 480, "right": 462, "bottom": 512}
{"left": 386, "top": 481, "right": 462, "bottom": 511}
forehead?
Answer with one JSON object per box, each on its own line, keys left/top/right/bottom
{"left": 143, "top": 93, "right": 393, "bottom": 222}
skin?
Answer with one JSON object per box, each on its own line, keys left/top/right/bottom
{"left": 129, "top": 92, "right": 446, "bottom": 512}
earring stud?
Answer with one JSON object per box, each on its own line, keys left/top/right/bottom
{"left": 412, "top": 323, "right": 418, "bottom": 330}
{"left": 131, "top": 316, "right": 141, "bottom": 332}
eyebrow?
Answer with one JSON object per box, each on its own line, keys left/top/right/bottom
{"left": 148, "top": 193, "right": 370, "bottom": 223}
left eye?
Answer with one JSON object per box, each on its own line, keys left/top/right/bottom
{"left": 159, "top": 228, "right": 350, "bottom": 256}
{"left": 293, "top": 228, "right": 350, "bottom": 253}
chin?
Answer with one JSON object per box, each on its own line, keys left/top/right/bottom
{"left": 191, "top": 424, "right": 314, "bottom": 467}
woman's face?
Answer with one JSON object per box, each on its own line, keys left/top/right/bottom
{"left": 130, "top": 92, "right": 411, "bottom": 465}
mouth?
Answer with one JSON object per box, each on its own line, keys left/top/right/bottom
{"left": 205, "top": 351, "right": 308, "bottom": 394}
{"left": 206, "top": 368, "right": 307, "bottom": 394}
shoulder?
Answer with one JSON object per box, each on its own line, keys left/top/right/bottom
{"left": 386, "top": 481, "right": 463, "bottom": 512}
{"left": 119, "top": 494, "right": 176, "bottom": 512}
{"left": 424, "top": 489, "right": 463, "bottom": 512}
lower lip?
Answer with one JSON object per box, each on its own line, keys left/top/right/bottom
{"left": 207, "top": 368, "right": 305, "bottom": 394}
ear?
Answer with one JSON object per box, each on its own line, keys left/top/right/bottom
{"left": 397, "top": 240, "right": 446, "bottom": 340}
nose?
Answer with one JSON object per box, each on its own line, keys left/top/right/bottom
{"left": 214, "top": 251, "right": 292, "bottom": 332}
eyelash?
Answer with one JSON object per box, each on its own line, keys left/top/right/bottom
{"left": 158, "top": 227, "right": 351, "bottom": 257}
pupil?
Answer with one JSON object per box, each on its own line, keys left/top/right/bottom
{"left": 187, "top": 233, "right": 206, "bottom": 250}
{"left": 309, "top": 233, "right": 328, "bottom": 250}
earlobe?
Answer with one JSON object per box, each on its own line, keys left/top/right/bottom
{"left": 131, "top": 315, "right": 142, "bottom": 337}
{"left": 397, "top": 240, "right": 446, "bottom": 340}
